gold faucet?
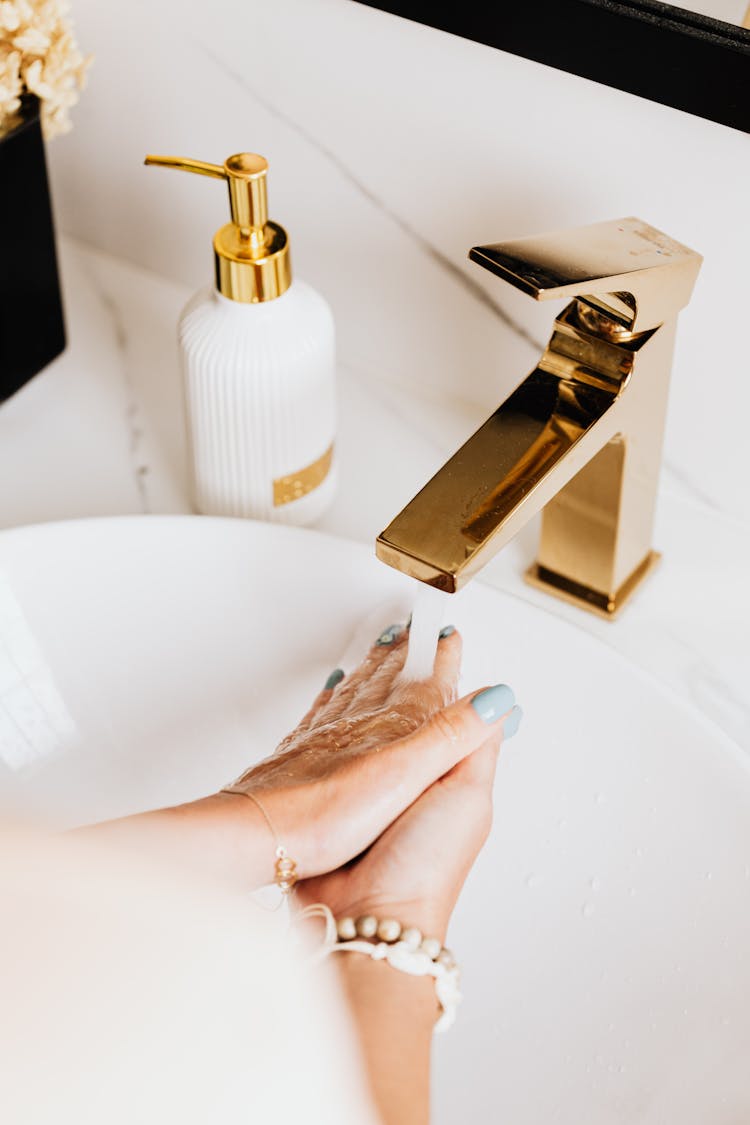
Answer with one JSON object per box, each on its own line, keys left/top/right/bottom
{"left": 376, "top": 217, "right": 702, "bottom": 618}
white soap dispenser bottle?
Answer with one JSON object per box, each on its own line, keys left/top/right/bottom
{"left": 145, "top": 152, "right": 336, "bottom": 524}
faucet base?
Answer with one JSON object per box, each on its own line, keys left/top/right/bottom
{"left": 524, "top": 550, "right": 661, "bottom": 621}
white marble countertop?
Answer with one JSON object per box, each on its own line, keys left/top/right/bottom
{"left": 1, "top": 235, "right": 747, "bottom": 753}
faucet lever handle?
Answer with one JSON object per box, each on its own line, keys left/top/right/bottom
{"left": 469, "top": 216, "right": 702, "bottom": 332}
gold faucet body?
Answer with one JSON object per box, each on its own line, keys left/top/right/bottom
{"left": 376, "top": 218, "right": 702, "bottom": 617}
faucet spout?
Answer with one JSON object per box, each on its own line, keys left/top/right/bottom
{"left": 376, "top": 218, "right": 702, "bottom": 617}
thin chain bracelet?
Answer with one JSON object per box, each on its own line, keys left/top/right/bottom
{"left": 220, "top": 787, "right": 298, "bottom": 894}
{"left": 299, "top": 904, "right": 462, "bottom": 1033}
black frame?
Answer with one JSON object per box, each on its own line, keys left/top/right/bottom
{"left": 353, "top": 0, "right": 750, "bottom": 133}
{"left": 0, "top": 95, "right": 66, "bottom": 401}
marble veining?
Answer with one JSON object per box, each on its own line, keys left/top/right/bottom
{"left": 661, "top": 457, "right": 725, "bottom": 515}
{"left": 663, "top": 627, "right": 749, "bottom": 751}
{"left": 198, "top": 43, "right": 546, "bottom": 357}
{"left": 81, "top": 265, "right": 152, "bottom": 515}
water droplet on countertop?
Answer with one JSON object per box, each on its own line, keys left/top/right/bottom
{"left": 525, "top": 873, "right": 538, "bottom": 889}
{"left": 595, "top": 791, "right": 606, "bottom": 805}
{"left": 582, "top": 901, "right": 595, "bottom": 918}
{"left": 705, "top": 870, "right": 713, "bottom": 881}
{"left": 590, "top": 877, "right": 601, "bottom": 892}
{"left": 558, "top": 817, "right": 568, "bottom": 831}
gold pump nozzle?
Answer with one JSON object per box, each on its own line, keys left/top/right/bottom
{"left": 144, "top": 152, "right": 291, "bottom": 303}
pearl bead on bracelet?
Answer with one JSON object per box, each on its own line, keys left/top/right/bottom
{"left": 299, "top": 904, "right": 462, "bottom": 1032}
{"left": 336, "top": 914, "right": 456, "bottom": 970}
{"left": 335, "top": 914, "right": 451, "bottom": 965}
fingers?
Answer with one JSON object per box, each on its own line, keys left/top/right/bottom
{"left": 290, "top": 626, "right": 407, "bottom": 738}
{"left": 380, "top": 682, "right": 517, "bottom": 800}
{"left": 391, "top": 627, "right": 462, "bottom": 715}
{"left": 273, "top": 665, "right": 353, "bottom": 755}
{"left": 299, "top": 623, "right": 461, "bottom": 738}
{"left": 447, "top": 731, "right": 503, "bottom": 789}
{"left": 432, "top": 626, "right": 462, "bottom": 686}
{"left": 424, "top": 695, "right": 524, "bottom": 793}
{"left": 319, "top": 625, "right": 408, "bottom": 720}
{"left": 295, "top": 668, "right": 346, "bottom": 727}
{"left": 301, "top": 625, "right": 462, "bottom": 750}
{"left": 339, "top": 638, "right": 410, "bottom": 715}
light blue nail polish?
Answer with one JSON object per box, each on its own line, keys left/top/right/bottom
{"left": 376, "top": 623, "right": 403, "bottom": 645}
{"left": 471, "top": 684, "right": 516, "bottom": 724}
{"left": 324, "top": 668, "right": 345, "bottom": 690}
{"left": 503, "top": 705, "right": 523, "bottom": 739}
{"left": 438, "top": 624, "right": 456, "bottom": 639}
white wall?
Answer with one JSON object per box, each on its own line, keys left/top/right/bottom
{"left": 686, "top": 1, "right": 747, "bottom": 22}
{"left": 48, "top": 0, "right": 750, "bottom": 520}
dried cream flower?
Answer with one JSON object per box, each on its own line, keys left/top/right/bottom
{"left": 0, "top": 0, "right": 91, "bottom": 140}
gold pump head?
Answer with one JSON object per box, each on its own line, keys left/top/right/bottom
{"left": 144, "top": 152, "right": 291, "bottom": 303}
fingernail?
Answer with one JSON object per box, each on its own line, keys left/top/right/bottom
{"left": 324, "top": 668, "right": 345, "bottom": 691}
{"left": 406, "top": 613, "right": 413, "bottom": 630}
{"left": 471, "top": 684, "right": 516, "bottom": 724}
{"left": 503, "top": 704, "right": 523, "bottom": 739}
{"left": 438, "top": 624, "right": 456, "bottom": 639}
{"left": 376, "top": 623, "right": 404, "bottom": 645}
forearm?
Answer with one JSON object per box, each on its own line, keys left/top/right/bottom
{"left": 337, "top": 954, "right": 436, "bottom": 1125}
{"left": 73, "top": 793, "right": 271, "bottom": 889}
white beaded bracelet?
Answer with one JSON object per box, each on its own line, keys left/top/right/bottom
{"left": 300, "top": 905, "right": 462, "bottom": 1033}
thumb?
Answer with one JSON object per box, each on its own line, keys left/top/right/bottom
{"left": 385, "top": 683, "right": 517, "bottom": 795}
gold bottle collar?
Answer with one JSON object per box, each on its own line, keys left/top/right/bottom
{"left": 144, "top": 151, "right": 291, "bottom": 303}
{"left": 214, "top": 219, "right": 291, "bottom": 304}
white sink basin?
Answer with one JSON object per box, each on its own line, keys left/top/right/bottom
{"left": 1, "top": 516, "right": 748, "bottom": 1122}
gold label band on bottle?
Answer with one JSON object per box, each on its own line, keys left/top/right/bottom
{"left": 273, "top": 444, "right": 334, "bottom": 507}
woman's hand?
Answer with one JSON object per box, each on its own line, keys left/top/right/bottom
{"left": 294, "top": 720, "right": 505, "bottom": 943}
{"left": 295, "top": 630, "right": 521, "bottom": 940}
{"left": 220, "top": 623, "right": 519, "bottom": 889}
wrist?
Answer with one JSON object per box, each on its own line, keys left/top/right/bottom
{"left": 77, "top": 793, "right": 274, "bottom": 890}
{"left": 163, "top": 792, "right": 275, "bottom": 888}
{"left": 319, "top": 903, "right": 462, "bottom": 1034}
{"left": 337, "top": 951, "right": 438, "bottom": 1024}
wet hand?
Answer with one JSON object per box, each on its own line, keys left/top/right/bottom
{"left": 221, "top": 624, "right": 518, "bottom": 888}
{"left": 295, "top": 670, "right": 521, "bottom": 941}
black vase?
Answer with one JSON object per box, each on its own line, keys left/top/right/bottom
{"left": 0, "top": 93, "right": 66, "bottom": 403}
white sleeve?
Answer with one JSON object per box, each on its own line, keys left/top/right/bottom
{"left": 0, "top": 825, "right": 379, "bottom": 1125}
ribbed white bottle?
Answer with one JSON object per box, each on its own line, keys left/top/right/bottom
{"left": 179, "top": 282, "right": 336, "bottom": 524}
{"left": 144, "top": 149, "right": 337, "bottom": 525}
